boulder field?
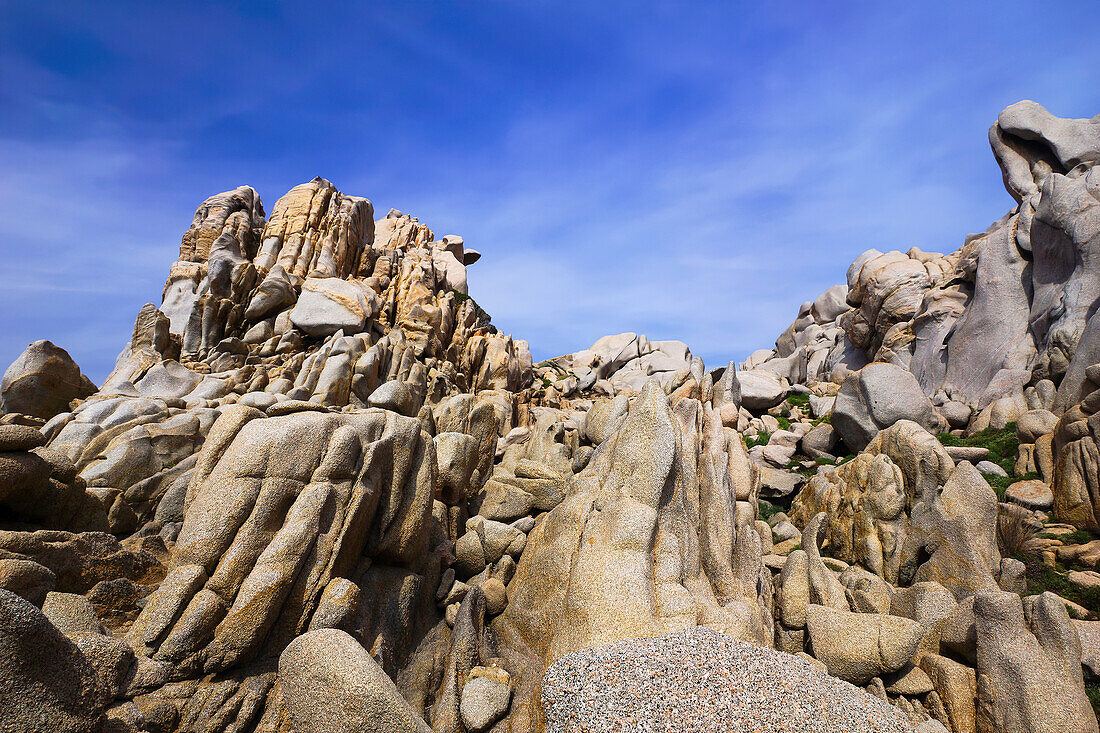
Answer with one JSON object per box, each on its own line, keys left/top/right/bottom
{"left": 2, "top": 102, "right": 1100, "bottom": 732}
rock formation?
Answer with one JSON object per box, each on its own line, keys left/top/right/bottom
{"left": 2, "top": 101, "right": 1100, "bottom": 732}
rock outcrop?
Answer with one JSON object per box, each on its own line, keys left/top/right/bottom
{"left": 3, "top": 100, "right": 1100, "bottom": 733}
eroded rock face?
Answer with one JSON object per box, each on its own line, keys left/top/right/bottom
{"left": 900, "top": 461, "right": 1002, "bottom": 600}
{"left": 279, "top": 628, "right": 431, "bottom": 733}
{"left": 130, "top": 405, "right": 437, "bottom": 674}
{"left": 491, "top": 382, "right": 770, "bottom": 730}
{"left": 792, "top": 420, "right": 953, "bottom": 584}
{"left": 1052, "top": 372, "right": 1100, "bottom": 530}
{"left": 747, "top": 102, "right": 1100, "bottom": 421}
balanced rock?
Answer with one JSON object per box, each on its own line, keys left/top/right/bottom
{"left": 0, "top": 341, "right": 96, "bottom": 419}
{"left": 832, "top": 362, "right": 940, "bottom": 452}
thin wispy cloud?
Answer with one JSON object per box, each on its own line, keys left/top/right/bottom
{"left": 2, "top": 1, "right": 1099, "bottom": 381}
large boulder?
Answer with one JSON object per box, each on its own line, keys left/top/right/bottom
{"left": 0, "top": 589, "right": 106, "bottom": 733}
{"left": 542, "top": 626, "right": 911, "bottom": 732}
{"left": 804, "top": 605, "right": 926, "bottom": 684}
{"left": 833, "top": 362, "right": 941, "bottom": 452}
{"left": 737, "top": 369, "right": 788, "bottom": 411}
{"left": 1052, "top": 375, "right": 1100, "bottom": 531}
{"left": 130, "top": 405, "right": 438, "bottom": 674}
{"left": 791, "top": 420, "right": 954, "bottom": 584}
{"left": 900, "top": 461, "right": 1001, "bottom": 599}
{"left": 279, "top": 628, "right": 431, "bottom": 733}
{"left": 973, "top": 590, "right": 1097, "bottom": 733}
{"left": 0, "top": 341, "right": 96, "bottom": 419}
{"left": 289, "top": 277, "right": 376, "bottom": 337}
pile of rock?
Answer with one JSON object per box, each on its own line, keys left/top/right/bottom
{"left": 542, "top": 626, "right": 916, "bottom": 733}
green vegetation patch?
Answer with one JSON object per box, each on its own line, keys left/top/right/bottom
{"left": 937, "top": 423, "right": 1022, "bottom": 496}
{"left": 937, "top": 423, "right": 1019, "bottom": 472}
{"left": 758, "top": 500, "right": 783, "bottom": 521}
{"left": 744, "top": 432, "right": 770, "bottom": 449}
{"left": 1087, "top": 681, "right": 1100, "bottom": 719}
{"left": 1020, "top": 554, "right": 1100, "bottom": 617}
{"left": 785, "top": 393, "right": 810, "bottom": 408}
{"left": 1038, "top": 528, "right": 1094, "bottom": 545}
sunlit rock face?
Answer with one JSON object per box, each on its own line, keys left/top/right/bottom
{"left": 2, "top": 101, "right": 1100, "bottom": 733}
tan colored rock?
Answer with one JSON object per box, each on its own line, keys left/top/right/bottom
{"left": 973, "top": 590, "right": 1097, "bottom": 733}
{"left": 1005, "top": 479, "right": 1054, "bottom": 510}
{"left": 1067, "top": 569, "right": 1100, "bottom": 591}
{"left": 778, "top": 550, "right": 810, "bottom": 629}
{"left": 1055, "top": 539, "right": 1100, "bottom": 568}
{"left": 492, "top": 383, "right": 772, "bottom": 731}
{"left": 139, "top": 406, "right": 436, "bottom": 673}
{"left": 900, "top": 461, "right": 1001, "bottom": 599}
{"left": 279, "top": 628, "right": 430, "bottom": 733}
{"left": 791, "top": 420, "right": 953, "bottom": 584}
{"left": 920, "top": 653, "right": 976, "bottom": 733}
{"left": 0, "top": 340, "right": 96, "bottom": 420}
{"left": 804, "top": 604, "right": 925, "bottom": 684}
{"left": 481, "top": 578, "right": 508, "bottom": 616}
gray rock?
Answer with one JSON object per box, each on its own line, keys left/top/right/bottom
{"left": 811, "top": 284, "right": 850, "bottom": 324}
{"left": 0, "top": 589, "right": 106, "bottom": 732}
{"left": 289, "top": 277, "right": 373, "bottom": 337}
{"left": 833, "top": 362, "right": 941, "bottom": 452}
{"left": 133, "top": 361, "right": 202, "bottom": 400}
{"left": 975, "top": 460, "right": 1008, "bottom": 477}
{"left": 0, "top": 340, "right": 96, "bottom": 419}
{"left": 367, "top": 380, "right": 421, "bottom": 416}
{"left": 801, "top": 423, "right": 837, "bottom": 460}
{"left": 944, "top": 445, "right": 988, "bottom": 462}
{"left": 244, "top": 264, "right": 296, "bottom": 321}
{"left": 711, "top": 361, "right": 741, "bottom": 412}
{"left": 940, "top": 401, "right": 971, "bottom": 430}
{"left": 772, "top": 520, "right": 800, "bottom": 544}
{"left": 758, "top": 466, "right": 804, "bottom": 498}
{"left": 460, "top": 675, "right": 512, "bottom": 733}
{"left": 737, "top": 370, "right": 788, "bottom": 411}
{"left": 279, "top": 628, "right": 431, "bottom": 733}
{"left": 808, "top": 395, "right": 835, "bottom": 419}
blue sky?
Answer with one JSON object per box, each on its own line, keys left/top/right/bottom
{"left": 2, "top": 1, "right": 1100, "bottom": 383}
